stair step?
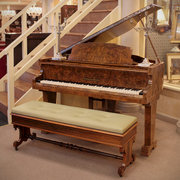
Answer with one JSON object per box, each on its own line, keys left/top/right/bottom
{"left": 14, "top": 80, "right": 32, "bottom": 99}
{"left": 32, "top": 61, "right": 40, "bottom": 70}
{"left": 60, "top": 45, "right": 68, "bottom": 49}
{"left": 0, "top": 92, "right": 7, "bottom": 116}
{"left": 0, "top": 91, "right": 18, "bottom": 116}
{"left": 27, "top": 67, "right": 40, "bottom": 76}
{"left": 4, "top": 79, "right": 32, "bottom": 100}
{"left": 70, "top": 22, "right": 98, "bottom": 34}
{"left": 91, "top": 10, "right": 111, "bottom": 13}
{"left": 79, "top": 21, "right": 99, "bottom": 24}
{"left": 61, "top": 34, "right": 85, "bottom": 47}
{"left": 0, "top": 92, "right": 7, "bottom": 106}
{"left": 82, "top": 10, "right": 110, "bottom": 22}
{"left": 93, "top": 0, "right": 118, "bottom": 11}
{"left": 19, "top": 68, "right": 40, "bottom": 83}
{"left": 67, "top": 32, "right": 87, "bottom": 36}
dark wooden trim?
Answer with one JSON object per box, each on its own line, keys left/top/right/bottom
{"left": 12, "top": 113, "right": 137, "bottom": 147}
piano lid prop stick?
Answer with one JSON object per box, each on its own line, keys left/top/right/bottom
{"left": 52, "top": 12, "right": 66, "bottom": 61}
{"left": 139, "top": 19, "right": 161, "bottom": 64}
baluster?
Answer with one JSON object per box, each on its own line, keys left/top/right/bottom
{"left": 118, "top": 0, "right": 122, "bottom": 44}
{"left": 78, "top": 0, "right": 83, "bottom": 10}
{"left": 54, "top": 11, "right": 60, "bottom": 57}
{"left": 22, "top": 13, "right": 28, "bottom": 59}
{"left": 7, "top": 48, "right": 15, "bottom": 123}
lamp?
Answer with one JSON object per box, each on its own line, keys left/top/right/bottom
{"left": 1, "top": 6, "right": 16, "bottom": 18}
{"left": 27, "top": 5, "right": 42, "bottom": 18}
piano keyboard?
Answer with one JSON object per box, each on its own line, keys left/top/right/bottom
{"left": 40, "top": 80, "right": 143, "bottom": 96}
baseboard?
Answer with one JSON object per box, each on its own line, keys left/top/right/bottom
{"left": 156, "top": 112, "right": 180, "bottom": 125}
{"left": 176, "top": 121, "right": 180, "bottom": 134}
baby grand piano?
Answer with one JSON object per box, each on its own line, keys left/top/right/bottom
{"left": 32, "top": 4, "right": 164, "bottom": 156}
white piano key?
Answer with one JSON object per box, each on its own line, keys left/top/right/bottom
{"left": 40, "top": 80, "right": 143, "bottom": 96}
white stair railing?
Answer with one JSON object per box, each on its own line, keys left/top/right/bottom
{"left": 0, "top": 0, "right": 69, "bottom": 123}
{"left": 0, "top": 0, "right": 105, "bottom": 123}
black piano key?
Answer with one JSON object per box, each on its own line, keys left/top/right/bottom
{"left": 139, "top": 91, "right": 144, "bottom": 95}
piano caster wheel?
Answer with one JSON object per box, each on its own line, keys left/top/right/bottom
{"left": 118, "top": 165, "right": 126, "bottom": 177}
{"left": 13, "top": 141, "right": 20, "bottom": 151}
{"left": 29, "top": 133, "right": 36, "bottom": 140}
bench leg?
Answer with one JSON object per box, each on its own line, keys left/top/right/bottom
{"left": 13, "top": 125, "right": 35, "bottom": 151}
{"left": 118, "top": 138, "right": 135, "bottom": 177}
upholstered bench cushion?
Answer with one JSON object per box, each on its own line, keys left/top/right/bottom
{"left": 12, "top": 101, "right": 137, "bottom": 134}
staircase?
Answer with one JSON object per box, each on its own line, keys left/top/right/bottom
{"left": 0, "top": 0, "right": 118, "bottom": 120}
{"left": 60, "top": 0, "right": 117, "bottom": 50}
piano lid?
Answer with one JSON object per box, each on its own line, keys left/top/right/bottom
{"left": 62, "top": 4, "right": 161, "bottom": 55}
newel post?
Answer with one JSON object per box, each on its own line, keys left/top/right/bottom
{"left": 7, "top": 48, "right": 15, "bottom": 123}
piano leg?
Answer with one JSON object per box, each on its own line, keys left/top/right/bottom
{"left": 43, "top": 91, "right": 57, "bottom": 103}
{"left": 88, "top": 97, "right": 106, "bottom": 111}
{"left": 106, "top": 100, "right": 116, "bottom": 112}
{"left": 141, "top": 101, "right": 157, "bottom": 156}
{"left": 41, "top": 91, "right": 57, "bottom": 134}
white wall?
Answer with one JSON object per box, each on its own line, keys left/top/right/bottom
{"left": 42, "top": 0, "right": 55, "bottom": 32}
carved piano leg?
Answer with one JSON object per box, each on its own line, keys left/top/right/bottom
{"left": 141, "top": 101, "right": 157, "bottom": 156}
{"left": 88, "top": 97, "right": 106, "bottom": 111}
{"left": 118, "top": 138, "right": 135, "bottom": 177}
{"left": 43, "top": 91, "right": 56, "bottom": 103}
{"left": 13, "top": 125, "right": 32, "bottom": 151}
{"left": 41, "top": 91, "right": 57, "bottom": 134}
{"left": 88, "top": 97, "right": 93, "bottom": 109}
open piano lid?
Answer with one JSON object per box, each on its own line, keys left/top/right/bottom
{"left": 61, "top": 4, "right": 161, "bottom": 55}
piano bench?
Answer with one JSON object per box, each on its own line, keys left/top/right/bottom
{"left": 11, "top": 101, "right": 137, "bottom": 177}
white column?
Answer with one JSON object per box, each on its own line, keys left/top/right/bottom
{"left": 117, "top": 0, "right": 122, "bottom": 44}
{"left": 116, "top": 0, "right": 142, "bottom": 112}
{"left": 42, "top": 0, "right": 55, "bottom": 32}
{"left": 121, "top": 0, "right": 140, "bottom": 55}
